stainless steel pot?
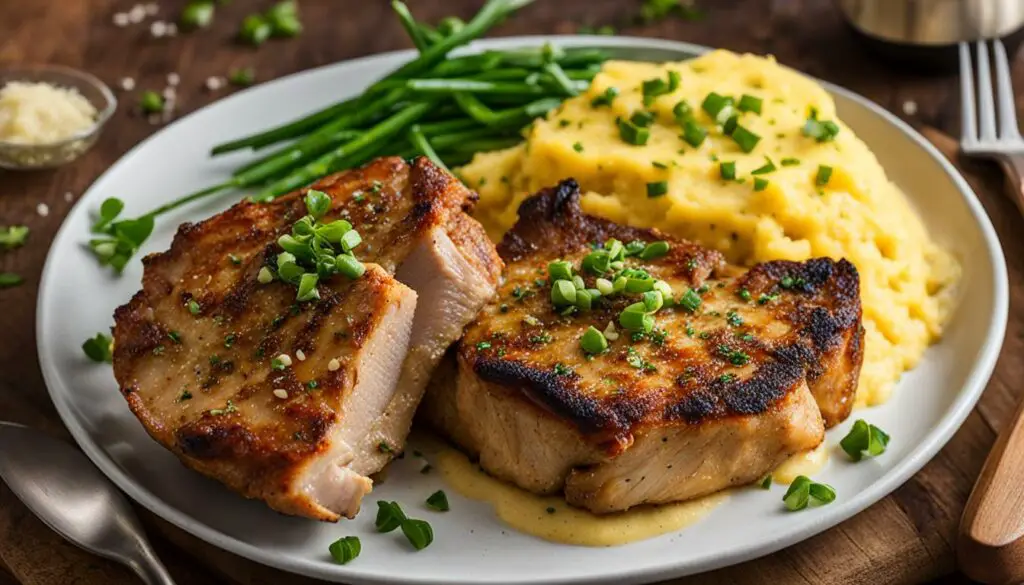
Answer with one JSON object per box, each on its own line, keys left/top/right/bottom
{"left": 837, "top": 0, "right": 1024, "bottom": 46}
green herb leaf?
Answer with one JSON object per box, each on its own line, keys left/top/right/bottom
{"left": 304, "top": 190, "right": 331, "bottom": 219}
{"left": 82, "top": 332, "right": 113, "bottom": 363}
{"left": 401, "top": 518, "right": 434, "bottom": 550}
{"left": 92, "top": 198, "right": 125, "bottom": 233}
{"left": 239, "top": 14, "right": 272, "bottom": 45}
{"left": 783, "top": 475, "right": 836, "bottom": 511}
{"left": 328, "top": 536, "right": 360, "bottom": 565}
{"left": 229, "top": 67, "right": 256, "bottom": 87}
{"left": 140, "top": 91, "right": 164, "bottom": 114}
{"left": 426, "top": 490, "right": 450, "bottom": 512}
{"left": 839, "top": 419, "right": 890, "bottom": 461}
{"left": 180, "top": 1, "right": 215, "bottom": 29}
{"left": 0, "top": 225, "right": 29, "bottom": 249}
{"left": 375, "top": 500, "right": 406, "bottom": 533}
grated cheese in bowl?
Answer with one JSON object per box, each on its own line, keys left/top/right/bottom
{"left": 0, "top": 81, "right": 98, "bottom": 145}
{"left": 0, "top": 65, "right": 115, "bottom": 170}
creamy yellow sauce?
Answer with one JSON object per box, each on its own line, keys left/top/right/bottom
{"left": 771, "top": 443, "right": 830, "bottom": 485}
{"left": 433, "top": 445, "right": 725, "bottom": 547}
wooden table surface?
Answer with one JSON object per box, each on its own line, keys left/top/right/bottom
{"left": 1, "top": 1, "right": 1022, "bottom": 584}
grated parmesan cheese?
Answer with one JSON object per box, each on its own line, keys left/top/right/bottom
{"left": 0, "top": 81, "right": 98, "bottom": 145}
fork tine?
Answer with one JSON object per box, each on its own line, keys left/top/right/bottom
{"left": 960, "top": 42, "right": 978, "bottom": 145}
{"left": 976, "top": 41, "right": 998, "bottom": 142}
{"left": 993, "top": 39, "right": 1021, "bottom": 140}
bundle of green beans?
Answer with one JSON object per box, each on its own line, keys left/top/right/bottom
{"left": 88, "top": 0, "right": 610, "bottom": 272}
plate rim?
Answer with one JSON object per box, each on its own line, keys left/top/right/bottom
{"left": 35, "top": 35, "right": 1009, "bottom": 585}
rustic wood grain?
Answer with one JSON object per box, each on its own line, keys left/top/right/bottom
{"left": 0, "top": 1, "right": 1020, "bottom": 584}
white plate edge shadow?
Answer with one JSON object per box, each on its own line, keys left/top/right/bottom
{"left": 35, "top": 36, "right": 1009, "bottom": 585}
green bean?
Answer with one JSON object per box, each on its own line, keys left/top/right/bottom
{"left": 234, "top": 89, "right": 406, "bottom": 187}
{"left": 254, "top": 100, "right": 437, "bottom": 200}
{"left": 210, "top": 95, "right": 362, "bottom": 155}
{"left": 543, "top": 62, "right": 580, "bottom": 97}
{"left": 378, "top": 78, "right": 588, "bottom": 96}
{"left": 231, "top": 130, "right": 363, "bottom": 177}
{"left": 497, "top": 48, "right": 608, "bottom": 69}
{"left": 418, "top": 117, "right": 480, "bottom": 135}
{"left": 453, "top": 94, "right": 560, "bottom": 127}
{"left": 408, "top": 125, "right": 449, "bottom": 171}
{"left": 367, "top": 0, "right": 537, "bottom": 87}
{"left": 418, "top": 23, "right": 444, "bottom": 46}
{"left": 391, "top": 1, "right": 429, "bottom": 52}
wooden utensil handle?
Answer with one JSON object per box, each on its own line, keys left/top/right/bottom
{"left": 958, "top": 395, "right": 1024, "bottom": 584}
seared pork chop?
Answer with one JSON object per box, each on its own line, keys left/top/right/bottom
{"left": 424, "top": 179, "right": 863, "bottom": 513}
{"left": 113, "top": 157, "right": 501, "bottom": 521}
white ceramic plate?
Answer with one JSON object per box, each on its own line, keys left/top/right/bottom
{"left": 37, "top": 37, "right": 1007, "bottom": 585}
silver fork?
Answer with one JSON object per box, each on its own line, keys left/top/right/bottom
{"left": 960, "top": 39, "right": 1024, "bottom": 213}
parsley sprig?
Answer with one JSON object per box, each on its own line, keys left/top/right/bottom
{"left": 261, "top": 190, "right": 365, "bottom": 301}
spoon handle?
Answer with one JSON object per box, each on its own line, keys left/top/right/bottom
{"left": 128, "top": 541, "right": 177, "bottom": 585}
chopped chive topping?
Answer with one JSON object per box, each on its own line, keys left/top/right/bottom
{"left": 701, "top": 92, "right": 732, "bottom": 121}
{"left": 639, "top": 240, "right": 670, "bottom": 260}
{"left": 82, "top": 332, "right": 113, "bottom": 363}
{"left": 646, "top": 181, "right": 669, "bottom": 198}
{"left": 0, "top": 225, "right": 29, "bottom": 249}
{"left": 591, "top": 86, "right": 619, "bottom": 108}
{"left": 328, "top": 536, "right": 360, "bottom": 565}
{"left": 681, "top": 120, "right": 707, "bottom": 147}
{"left": 731, "top": 125, "right": 761, "bottom": 153}
{"left": 677, "top": 289, "right": 702, "bottom": 312}
{"left": 630, "top": 110, "right": 656, "bottom": 128}
{"left": 739, "top": 288, "right": 752, "bottom": 301}
{"left": 553, "top": 362, "right": 574, "bottom": 376}
{"left": 426, "top": 490, "right": 450, "bottom": 512}
{"left": 839, "top": 419, "right": 890, "bottom": 461}
{"left": 167, "top": 331, "right": 182, "bottom": 344}
{"left": 783, "top": 476, "right": 836, "bottom": 511}
{"left": 802, "top": 108, "right": 840, "bottom": 142}
{"left": 641, "top": 70, "right": 681, "bottom": 106}
{"left": 475, "top": 341, "right": 492, "bottom": 350}
{"left": 548, "top": 260, "right": 573, "bottom": 281}
{"left": 619, "top": 302, "right": 655, "bottom": 333}
{"left": 718, "top": 345, "right": 750, "bottom": 366}
{"left": 753, "top": 177, "right": 769, "bottom": 191}
{"left": 652, "top": 161, "right": 669, "bottom": 169}
{"left": 672, "top": 100, "right": 694, "bottom": 124}
{"left": 737, "top": 94, "right": 763, "bottom": 114}
{"left": 572, "top": 142, "right": 584, "bottom": 153}
{"left": 780, "top": 157, "right": 800, "bottom": 166}
{"left": 751, "top": 156, "right": 776, "bottom": 175}
{"left": 816, "top": 165, "right": 833, "bottom": 186}
{"left": 719, "top": 161, "right": 736, "bottom": 180}
{"left": 580, "top": 326, "right": 609, "bottom": 354}
{"left": 760, "top": 475, "right": 772, "bottom": 489}
{"left": 187, "top": 300, "right": 201, "bottom": 315}
{"left": 617, "top": 118, "right": 650, "bottom": 146}
{"left": 551, "top": 279, "right": 577, "bottom": 307}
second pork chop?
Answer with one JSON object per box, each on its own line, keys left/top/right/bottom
{"left": 424, "top": 179, "right": 863, "bottom": 513}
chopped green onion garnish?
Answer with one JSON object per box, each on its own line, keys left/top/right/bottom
{"left": 816, "top": 165, "right": 833, "bottom": 186}
{"left": 753, "top": 177, "right": 769, "bottom": 191}
{"left": 737, "top": 94, "right": 763, "bottom": 114}
{"left": 591, "top": 86, "right": 619, "bottom": 108}
{"left": 296, "top": 272, "right": 320, "bottom": 302}
{"left": 652, "top": 279, "right": 673, "bottom": 298}
{"left": 617, "top": 118, "right": 650, "bottom": 146}
{"left": 580, "top": 326, "right": 609, "bottom": 354}
{"left": 719, "top": 161, "right": 736, "bottom": 180}
{"left": 336, "top": 255, "right": 365, "bottom": 279}
{"left": 646, "top": 181, "right": 669, "bottom": 198}
{"left": 642, "top": 290, "right": 664, "bottom": 312}
{"left": 574, "top": 288, "right": 594, "bottom": 311}
{"left": 731, "top": 125, "right": 761, "bottom": 153}
{"left": 780, "top": 157, "right": 801, "bottom": 166}
{"left": 839, "top": 419, "right": 890, "bottom": 461}
{"left": 180, "top": 0, "right": 215, "bottom": 29}
{"left": 257, "top": 266, "right": 274, "bottom": 284}
{"left": 401, "top": 518, "right": 434, "bottom": 551}
{"left": 0, "top": 225, "right": 29, "bottom": 249}
{"left": 619, "top": 302, "right": 655, "bottom": 333}
{"left": 426, "top": 490, "right": 450, "bottom": 512}
{"left": 641, "top": 70, "right": 681, "bottom": 106}
{"left": 630, "top": 110, "right": 656, "bottom": 128}
{"left": 573, "top": 142, "right": 584, "bottom": 153}
{"left": 0, "top": 273, "right": 22, "bottom": 288}
{"left": 639, "top": 240, "right": 670, "bottom": 260}
{"left": 673, "top": 100, "right": 694, "bottom": 124}
{"left": 759, "top": 475, "right": 772, "bottom": 489}
{"left": 548, "top": 260, "right": 574, "bottom": 281}
{"left": 595, "top": 278, "right": 614, "bottom": 295}
{"left": 328, "top": 536, "right": 360, "bottom": 565}
{"left": 751, "top": 157, "right": 776, "bottom": 175}
{"left": 228, "top": 67, "right": 256, "bottom": 87}
{"left": 677, "top": 289, "right": 701, "bottom": 312}
{"left": 551, "top": 280, "right": 577, "bottom": 307}
{"left": 140, "top": 91, "right": 164, "bottom": 114}
{"left": 187, "top": 300, "right": 201, "bottom": 315}
{"left": 802, "top": 108, "right": 840, "bottom": 142}
{"left": 82, "top": 332, "right": 113, "bottom": 363}
{"left": 681, "top": 121, "right": 707, "bottom": 147}
{"left": 652, "top": 161, "right": 669, "bottom": 169}
{"left": 701, "top": 92, "right": 731, "bottom": 119}
{"left": 375, "top": 500, "right": 406, "bottom": 533}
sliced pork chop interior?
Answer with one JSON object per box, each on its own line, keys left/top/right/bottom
{"left": 112, "top": 156, "right": 501, "bottom": 521}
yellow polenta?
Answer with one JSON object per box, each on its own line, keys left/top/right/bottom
{"left": 459, "top": 50, "right": 959, "bottom": 407}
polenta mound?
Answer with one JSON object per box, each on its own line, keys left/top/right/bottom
{"left": 458, "top": 50, "right": 959, "bottom": 407}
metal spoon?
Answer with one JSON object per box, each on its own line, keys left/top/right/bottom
{"left": 0, "top": 422, "right": 176, "bottom": 584}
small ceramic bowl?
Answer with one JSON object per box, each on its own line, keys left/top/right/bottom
{"left": 0, "top": 65, "right": 116, "bottom": 170}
